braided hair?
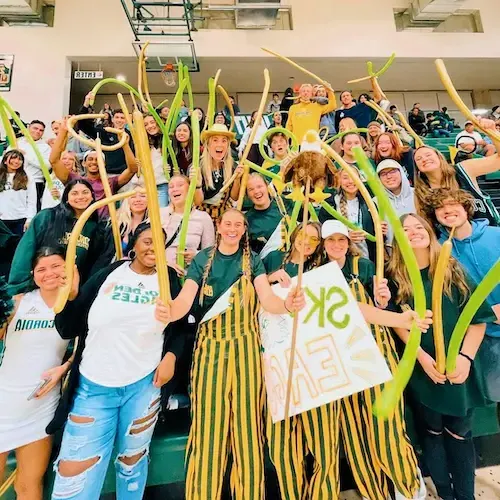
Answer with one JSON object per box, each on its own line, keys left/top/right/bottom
{"left": 199, "top": 209, "right": 252, "bottom": 306}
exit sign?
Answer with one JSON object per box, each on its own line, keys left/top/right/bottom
{"left": 74, "top": 70, "right": 104, "bottom": 80}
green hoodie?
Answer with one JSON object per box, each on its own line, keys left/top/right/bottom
{"left": 8, "top": 208, "right": 114, "bottom": 295}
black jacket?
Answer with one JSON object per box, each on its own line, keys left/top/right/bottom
{"left": 78, "top": 106, "right": 135, "bottom": 175}
{"left": 46, "top": 261, "right": 188, "bottom": 434}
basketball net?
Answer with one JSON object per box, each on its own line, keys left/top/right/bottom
{"left": 161, "top": 63, "right": 177, "bottom": 87}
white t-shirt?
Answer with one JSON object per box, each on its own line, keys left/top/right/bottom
{"left": 80, "top": 263, "right": 164, "bottom": 387}
{"left": 0, "top": 172, "right": 37, "bottom": 220}
{"left": 41, "top": 175, "right": 65, "bottom": 210}
{"left": 456, "top": 130, "right": 483, "bottom": 144}
{"left": 16, "top": 137, "right": 51, "bottom": 183}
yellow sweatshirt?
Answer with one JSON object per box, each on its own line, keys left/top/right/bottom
{"left": 286, "top": 89, "right": 336, "bottom": 142}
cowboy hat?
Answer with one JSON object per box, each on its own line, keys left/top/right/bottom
{"left": 200, "top": 123, "right": 236, "bottom": 144}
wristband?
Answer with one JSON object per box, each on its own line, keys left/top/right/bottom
{"left": 459, "top": 352, "right": 474, "bottom": 365}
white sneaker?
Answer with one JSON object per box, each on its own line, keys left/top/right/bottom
{"left": 394, "top": 468, "right": 427, "bottom": 500}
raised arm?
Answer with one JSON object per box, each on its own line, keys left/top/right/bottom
{"left": 77, "top": 92, "right": 99, "bottom": 140}
{"left": 117, "top": 138, "right": 138, "bottom": 188}
{"left": 49, "top": 120, "right": 71, "bottom": 184}
{"left": 320, "top": 87, "right": 337, "bottom": 114}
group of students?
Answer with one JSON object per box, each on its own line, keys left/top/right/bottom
{"left": 0, "top": 80, "right": 499, "bottom": 500}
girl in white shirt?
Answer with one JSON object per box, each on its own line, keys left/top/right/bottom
{"left": 0, "top": 150, "right": 36, "bottom": 235}
{"left": 238, "top": 110, "right": 268, "bottom": 165}
{"left": 42, "top": 151, "right": 79, "bottom": 210}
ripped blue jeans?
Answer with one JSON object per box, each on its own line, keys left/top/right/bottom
{"left": 51, "top": 372, "right": 161, "bottom": 500}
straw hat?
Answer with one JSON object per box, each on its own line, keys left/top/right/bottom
{"left": 200, "top": 123, "right": 236, "bottom": 144}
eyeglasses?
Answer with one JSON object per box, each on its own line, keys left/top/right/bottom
{"left": 296, "top": 231, "right": 320, "bottom": 247}
{"left": 379, "top": 168, "right": 399, "bottom": 178}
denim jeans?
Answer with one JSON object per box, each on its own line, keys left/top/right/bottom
{"left": 157, "top": 183, "right": 169, "bottom": 208}
{"left": 416, "top": 403, "right": 475, "bottom": 500}
{"left": 51, "top": 372, "right": 161, "bottom": 500}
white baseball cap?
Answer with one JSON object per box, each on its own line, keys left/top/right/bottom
{"left": 321, "top": 220, "right": 350, "bottom": 239}
{"left": 376, "top": 159, "right": 401, "bottom": 175}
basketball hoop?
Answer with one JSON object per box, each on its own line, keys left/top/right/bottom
{"left": 161, "top": 62, "right": 177, "bottom": 87}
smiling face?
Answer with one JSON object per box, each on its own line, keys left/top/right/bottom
{"left": 194, "top": 109, "right": 203, "bottom": 121}
{"left": 83, "top": 152, "right": 99, "bottom": 174}
{"left": 465, "top": 123, "right": 474, "bottom": 133}
{"left": 61, "top": 151, "right": 76, "bottom": 172}
{"left": 175, "top": 123, "right": 190, "bottom": 144}
{"left": 294, "top": 225, "right": 320, "bottom": 257}
{"left": 6, "top": 154, "right": 23, "bottom": 172}
{"left": 339, "top": 170, "right": 359, "bottom": 196}
{"left": 246, "top": 176, "right": 269, "bottom": 208}
{"left": 270, "top": 134, "right": 288, "bottom": 159}
{"left": 208, "top": 135, "right": 229, "bottom": 162}
{"left": 134, "top": 229, "right": 156, "bottom": 268}
{"left": 29, "top": 122, "right": 45, "bottom": 141}
{"left": 51, "top": 121, "right": 61, "bottom": 136}
{"left": 341, "top": 134, "right": 362, "bottom": 157}
{"left": 368, "top": 123, "right": 381, "bottom": 138}
{"left": 144, "top": 116, "right": 160, "bottom": 136}
{"left": 67, "top": 183, "right": 93, "bottom": 212}
{"left": 403, "top": 215, "right": 431, "bottom": 250}
{"left": 217, "top": 210, "right": 246, "bottom": 247}
{"left": 33, "top": 254, "right": 65, "bottom": 291}
{"left": 215, "top": 114, "right": 225, "bottom": 125}
{"left": 379, "top": 167, "right": 402, "bottom": 192}
{"left": 414, "top": 147, "right": 441, "bottom": 175}
{"left": 160, "top": 107, "right": 170, "bottom": 120}
{"left": 299, "top": 85, "right": 313, "bottom": 101}
{"left": 168, "top": 175, "right": 189, "bottom": 206}
{"left": 324, "top": 234, "right": 349, "bottom": 261}
{"left": 315, "top": 86, "right": 327, "bottom": 98}
{"left": 359, "top": 95, "right": 368, "bottom": 103}
{"left": 341, "top": 91, "right": 353, "bottom": 106}
{"left": 376, "top": 134, "right": 393, "bottom": 158}
{"left": 129, "top": 191, "right": 148, "bottom": 214}
{"left": 434, "top": 199, "right": 468, "bottom": 229}
{"left": 112, "top": 112, "right": 126, "bottom": 129}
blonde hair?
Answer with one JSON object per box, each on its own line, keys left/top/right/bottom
{"left": 386, "top": 213, "right": 470, "bottom": 305}
{"left": 414, "top": 146, "right": 460, "bottom": 217}
{"left": 339, "top": 117, "right": 357, "bottom": 132}
{"left": 117, "top": 193, "right": 148, "bottom": 237}
{"left": 199, "top": 209, "right": 252, "bottom": 306}
{"left": 200, "top": 136, "right": 234, "bottom": 190}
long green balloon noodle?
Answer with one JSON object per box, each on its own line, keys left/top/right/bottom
{"left": 373, "top": 52, "right": 396, "bottom": 77}
{"left": 289, "top": 201, "right": 302, "bottom": 233}
{"left": 308, "top": 203, "right": 319, "bottom": 222}
{"left": 0, "top": 102, "right": 17, "bottom": 147}
{"left": 325, "top": 128, "right": 369, "bottom": 145}
{"left": 183, "top": 65, "right": 194, "bottom": 110}
{"left": 319, "top": 201, "right": 376, "bottom": 242}
{"left": 247, "top": 160, "right": 282, "bottom": 182}
{"left": 166, "top": 62, "right": 187, "bottom": 135}
{"left": 0, "top": 96, "right": 53, "bottom": 188}
{"left": 354, "top": 146, "right": 426, "bottom": 419}
{"left": 176, "top": 107, "right": 201, "bottom": 274}
{"left": 446, "top": 259, "right": 500, "bottom": 373}
{"left": 90, "top": 78, "right": 178, "bottom": 178}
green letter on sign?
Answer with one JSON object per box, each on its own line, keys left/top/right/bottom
{"left": 304, "top": 286, "right": 326, "bottom": 327}
{"left": 326, "top": 286, "right": 350, "bottom": 329}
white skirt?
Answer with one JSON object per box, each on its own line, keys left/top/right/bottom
{"left": 0, "top": 384, "right": 60, "bottom": 453}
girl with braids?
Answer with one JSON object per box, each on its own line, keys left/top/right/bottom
{"left": 245, "top": 173, "right": 291, "bottom": 257}
{"left": 321, "top": 220, "right": 426, "bottom": 500}
{"left": 263, "top": 222, "right": 323, "bottom": 285}
{"left": 413, "top": 118, "right": 500, "bottom": 226}
{"left": 374, "top": 132, "right": 415, "bottom": 183}
{"left": 319, "top": 164, "right": 377, "bottom": 261}
{"left": 387, "top": 214, "right": 495, "bottom": 500}
{"left": 0, "top": 149, "right": 36, "bottom": 235}
{"left": 192, "top": 124, "right": 244, "bottom": 221}
{"left": 154, "top": 208, "right": 306, "bottom": 500}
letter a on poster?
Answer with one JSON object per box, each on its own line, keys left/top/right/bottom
{"left": 260, "top": 262, "right": 392, "bottom": 422}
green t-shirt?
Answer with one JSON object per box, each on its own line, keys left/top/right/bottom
{"left": 263, "top": 250, "right": 299, "bottom": 278}
{"left": 398, "top": 267, "right": 495, "bottom": 416}
{"left": 187, "top": 246, "right": 266, "bottom": 316}
{"left": 339, "top": 255, "right": 375, "bottom": 300}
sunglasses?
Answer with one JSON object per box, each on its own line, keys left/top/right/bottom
{"left": 296, "top": 231, "right": 321, "bottom": 247}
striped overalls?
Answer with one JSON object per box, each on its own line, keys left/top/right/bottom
{"left": 199, "top": 191, "right": 233, "bottom": 222}
{"left": 340, "top": 257, "right": 420, "bottom": 500}
{"left": 185, "top": 277, "right": 265, "bottom": 500}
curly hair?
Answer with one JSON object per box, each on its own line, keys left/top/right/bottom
{"left": 421, "top": 188, "right": 475, "bottom": 226}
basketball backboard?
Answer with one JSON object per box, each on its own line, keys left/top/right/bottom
{"left": 132, "top": 40, "right": 199, "bottom": 72}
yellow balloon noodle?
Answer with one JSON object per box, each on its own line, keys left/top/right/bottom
{"left": 0, "top": 96, "right": 53, "bottom": 188}
{"left": 205, "top": 77, "right": 216, "bottom": 131}
{"left": 435, "top": 59, "right": 500, "bottom": 144}
{"left": 66, "top": 115, "right": 128, "bottom": 151}
{"left": 176, "top": 108, "right": 201, "bottom": 272}
{"left": 364, "top": 100, "right": 403, "bottom": 146}
{"left": 395, "top": 110, "right": 424, "bottom": 148}
{"left": 354, "top": 146, "right": 426, "bottom": 418}
{"left": 237, "top": 69, "right": 271, "bottom": 210}
{"left": 321, "top": 142, "right": 385, "bottom": 284}
{"left": 216, "top": 84, "right": 235, "bottom": 132}
{"left": 446, "top": 260, "right": 500, "bottom": 373}
{"left": 262, "top": 48, "right": 333, "bottom": 90}
{"left": 432, "top": 227, "right": 455, "bottom": 373}
{"left": 0, "top": 102, "right": 17, "bottom": 148}
{"left": 53, "top": 191, "right": 136, "bottom": 314}
{"left": 133, "top": 110, "right": 171, "bottom": 303}
{"left": 0, "top": 469, "right": 16, "bottom": 497}
{"left": 94, "top": 137, "right": 123, "bottom": 260}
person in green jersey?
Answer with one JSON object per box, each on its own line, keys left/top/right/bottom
{"left": 322, "top": 220, "right": 425, "bottom": 500}
{"left": 245, "top": 173, "right": 291, "bottom": 256}
{"left": 387, "top": 213, "right": 495, "bottom": 500}
{"left": 414, "top": 118, "right": 500, "bottom": 226}
{"left": 154, "top": 209, "right": 306, "bottom": 500}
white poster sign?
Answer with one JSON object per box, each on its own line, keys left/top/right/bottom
{"left": 74, "top": 71, "right": 104, "bottom": 80}
{"left": 260, "top": 262, "right": 392, "bottom": 422}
